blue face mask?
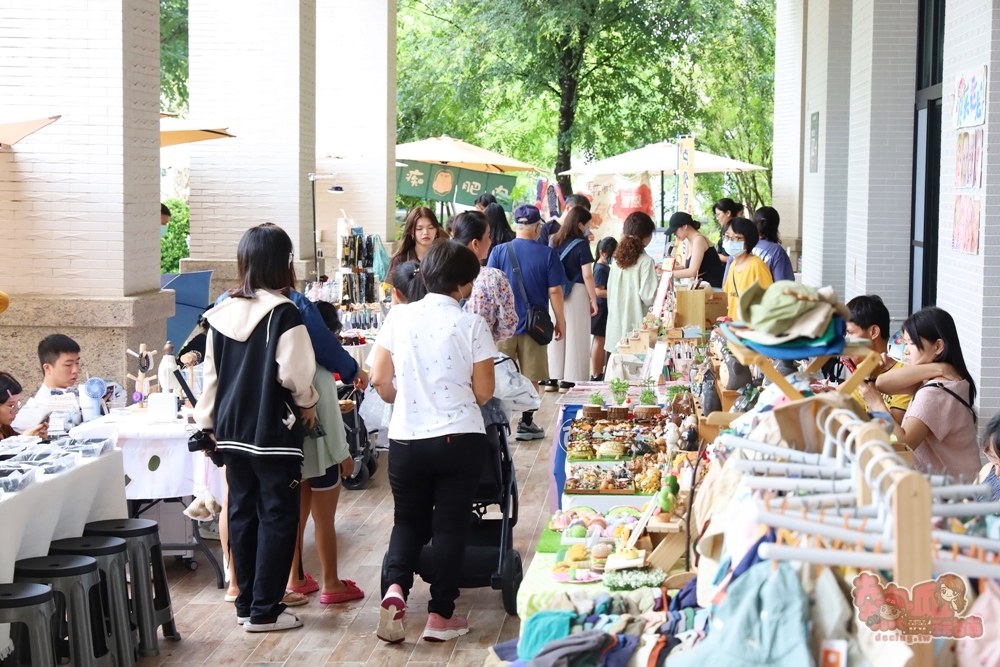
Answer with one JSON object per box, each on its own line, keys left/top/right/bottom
{"left": 723, "top": 240, "right": 746, "bottom": 257}
{"left": 160, "top": 225, "right": 169, "bottom": 239}
{"left": 582, "top": 226, "right": 590, "bottom": 238}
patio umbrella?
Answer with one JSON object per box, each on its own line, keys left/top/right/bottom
{"left": 396, "top": 136, "right": 541, "bottom": 173}
{"left": 162, "top": 271, "right": 213, "bottom": 347}
{"left": 0, "top": 115, "right": 61, "bottom": 150}
{"left": 160, "top": 118, "right": 235, "bottom": 147}
{"left": 558, "top": 140, "right": 767, "bottom": 176}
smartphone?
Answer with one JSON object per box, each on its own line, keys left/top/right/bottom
{"left": 308, "top": 421, "right": 327, "bottom": 439}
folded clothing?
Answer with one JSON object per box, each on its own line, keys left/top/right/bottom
{"left": 524, "top": 628, "right": 611, "bottom": 667}
{"left": 518, "top": 610, "right": 577, "bottom": 661}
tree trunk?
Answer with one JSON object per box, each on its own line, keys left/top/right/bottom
{"left": 555, "top": 75, "right": 578, "bottom": 195}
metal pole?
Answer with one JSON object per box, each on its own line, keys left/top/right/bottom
{"left": 660, "top": 170, "right": 665, "bottom": 226}
{"left": 309, "top": 173, "right": 319, "bottom": 281}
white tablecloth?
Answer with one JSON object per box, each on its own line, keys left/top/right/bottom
{"left": 0, "top": 450, "right": 127, "bottom": 657}
{"left": 69, "top": 412, "right": 226, "bottom": 502}
{"left": 344, "top": 342, "right": 373, "bottom": 371}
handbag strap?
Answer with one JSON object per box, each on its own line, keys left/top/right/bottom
{"left": 508, "top": 243, "right": 532, "bottom": 306}
{"left": 557, "top": 237, "right": 584, "bottom": 261}
{"left": 920, "top": 382, "right": 977, "bottom": 423}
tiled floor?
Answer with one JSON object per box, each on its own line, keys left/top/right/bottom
{"left": 137, "top": 394, "right": 559, "bottom": 667}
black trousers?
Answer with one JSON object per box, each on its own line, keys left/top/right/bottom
{"left": 384, "top": 433, "right": 487, "bottom": 617}
{"left": 223, "top": 452, "right": 301, "bottom": 622}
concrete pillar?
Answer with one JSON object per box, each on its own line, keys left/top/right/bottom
{"left": 314, "top": 0, "right": 397, "bottom": 262}
{"left": 800, "top": 0, "right": 852, "bottom": 295}
{"left": 936, "top": 0, "right": 1000, "bottom": 419}
{"left": 0, "top": 0, "right": 174, "bottom": 394}
{"left": 184, "top": 0, "right": 318, "bottom": 298}
{"left": 843, "top": 0, "right": 918, "bottom": 317}
{"left": 771, "top": 0, "right": 807, "bottom": 253}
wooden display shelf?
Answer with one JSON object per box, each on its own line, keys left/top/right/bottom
{"left": 726, "top": 337, "right": 879, "bottom": 402}
{"left": 715, "top": 377, "right": 740, "bottom": 412}
{"left": 693, "top": 394, "right": 741, "bottom": 442}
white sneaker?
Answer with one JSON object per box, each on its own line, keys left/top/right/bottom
{"left": 243, "top": 610, "right": 303, "bottom": 633}
{"left": 237, "top": 615, "right": 249, "bottom": 625}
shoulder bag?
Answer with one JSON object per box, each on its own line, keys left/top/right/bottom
{"left": 509, "top": 244, "right": 554, "bottom": 346}
{"left": 555, "top": 238, "right": 585, "bottom": 298}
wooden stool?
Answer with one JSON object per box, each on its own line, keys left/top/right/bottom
{"left": 13, "top": 556, "right": 113, "bottom": 667}
{"left": 83, "top": 519, "right": 179, "bottom": 657}
{"left": 0, "top": 583, "right": 58, "bottom": 667}
{"left": 50, "top": 536, "right": 136, "bottom": 667}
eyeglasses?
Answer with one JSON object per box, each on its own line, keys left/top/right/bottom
{"left": 723, "top": 235, "right": 745, "bottom": 243}
{"left": 2, "top": 400, "right": 22, "bottom": 413}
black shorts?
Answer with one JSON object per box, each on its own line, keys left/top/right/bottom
{"left": 308, "top": 463, "right": 341, "bottom": 491}
{"left": 591, "top": 302, "right": 609, "bottom": 337}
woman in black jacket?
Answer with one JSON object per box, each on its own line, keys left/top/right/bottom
{"left": 195, "top": 224, "right": 319, "bottom": 633}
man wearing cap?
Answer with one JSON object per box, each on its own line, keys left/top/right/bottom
{"left": 537, "top": 194, "right": 593, "bottom": 247}
{"left": 488, "top": 204, "right": 567, "bottom": 440}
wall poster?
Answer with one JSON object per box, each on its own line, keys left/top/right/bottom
{"left": 954, "top": 66, "right": 988, "bottom": 128}
{"left": 955, "top": 129, "right": 984, "bottom": 188}
{"left": 952, "top": 195, "right": 980, "bottom": 255}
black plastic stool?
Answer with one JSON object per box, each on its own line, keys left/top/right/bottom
{"left": 83, "top": 519, "right": 179, "bottom": 657}
{"left": 13, "top": 556, "right": 112, "bottom": 667}
{"left": 0, "top": 583, "right": 58, "bottom": 667}
{"left": 50, "top": 537, "right": 136, "bottom": 667}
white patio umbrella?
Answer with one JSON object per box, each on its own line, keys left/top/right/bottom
{"left": 396, "top": 135, "right": 541, "bottom": 173}
{"left": 0, "top": 115, "right": 61, "bottom": 150}
{"left": 160, "top": 118, "right": 235, "bottom": 147}
{"left": 558, "top": 140, "right": 766, "bottom": 176}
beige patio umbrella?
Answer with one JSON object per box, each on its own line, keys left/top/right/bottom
{"left": 396, "top": 135, "right": 541, "bottom": 173}
{"left": 160, "top": 117, "right": 235, "bottom": 147}
{"left": 558, "top": 140, "right": 767, "bottom": 176}
{"left": 0, "top": 115, "right": 61, "bottom": 150}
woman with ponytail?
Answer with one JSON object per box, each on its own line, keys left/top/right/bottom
{"left": 603, "top": 212, "right": 658, "bottom": 355}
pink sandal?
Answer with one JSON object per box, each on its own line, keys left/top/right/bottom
{"left": 320, "top": 580, "right": 365, "bottom": 604}
{"left": 287, "top": 572, "right": 320, "bottom": 596}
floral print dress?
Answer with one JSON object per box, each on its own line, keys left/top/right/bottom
{"left": 464, "top": 266, "right": 518, "bottom": 343}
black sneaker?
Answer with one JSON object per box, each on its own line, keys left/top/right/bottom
{"left": 538, "top": 379, "right": 559, "bottom": 393}
{"left": 558, "top": 381, "right": 576, "bottom": 393}
{"left": 516, "top": 421, "right": 545, "bottom": 441}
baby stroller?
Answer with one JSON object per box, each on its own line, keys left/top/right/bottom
{"left": 380, "top": 395, "right": 524, "bottom": 615}
{"left": 339, "top": 383, "right": 379, "bottom": 490}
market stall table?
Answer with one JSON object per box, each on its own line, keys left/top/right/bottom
{"left": 343, "top": 342, "right": 372, "bottom": 371}
{"left": 70, "top": 411, "right": 226, "bottom": 586}
{"left": 0, "top": 449, "right": 127, "bottom": 658}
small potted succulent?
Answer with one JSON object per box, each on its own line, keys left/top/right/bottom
{"left": 607, "top": 379, "right": 631, "bottom": 420}
{"left": 634, "top": 388, "right": 661, "bottom": 421}
{"left": 582, "top": 392, "right": 607, "bottom": 419}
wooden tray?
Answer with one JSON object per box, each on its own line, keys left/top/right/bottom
{"left": 563, "top": 487, "right": 636, "bottom": 495}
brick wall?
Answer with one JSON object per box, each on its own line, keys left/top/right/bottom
{"left": 187, "top": 0, "right": 317, "bottom": 269}
{"left": 937, "top": 0, "right": 1000, "bottom": 418}
{"left": 843, "top": 0, "right": 917, "bottom": 323}
{"left": 0, "top": 0, "right": 162, "bottom": 298}
{"left": 800, "top": 0, "right": 852, "bottom": 295}
{"left": 314, "top": 0, "right": 397, "bottom": 242}
{"left": 772, "top": 0, "right": 807, "bottom": 243}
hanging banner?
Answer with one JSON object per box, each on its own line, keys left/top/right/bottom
{"left": 453, "top": 169, "right": 489, "bottom": 206}
{"left": 397, "top": 160, "right": 432, "bottom": 198}
{"left": 676, "top": 137, "right": 695, "bottom": 214}
{"left": 396, "top": 161, "right": 517, "bottom": 207}
{"left": 484, "top": 173, "right": 518, "bottom": 211}
{"left": 573, "top": 173, "right": 653, "bottom": 243}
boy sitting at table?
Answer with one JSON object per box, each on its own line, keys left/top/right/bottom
{"left": 11, "top": 334, "right": 82, "bottom": 433}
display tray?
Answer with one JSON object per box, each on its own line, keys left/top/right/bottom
{"left": 563, "top": 487, "right": 637, "bottom": 495}
{"left": 567, "top": 455, "right": 634, "bottom": 463}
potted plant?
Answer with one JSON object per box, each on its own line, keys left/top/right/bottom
{"left": 634, "top": 388, "right": 661, "bottom": 420}
{"left": 582, "top": 392, "right": 607, "bottom": 419}
{"left": 607, "top": 379, "right": 631, "bottom": 420}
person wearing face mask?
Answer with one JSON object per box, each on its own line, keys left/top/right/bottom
{"left": 370, "top": 241, "right": 497, "bottom": 644}
{"left": 545, "top": 206, "right": 599, "bottom": 387}
{"left": 875, "top": 307, "right": 980, "bottom": 480}
{"left": 447, "top": 210, "right": 517, "bottom": 343}
{"left": 845, "top": 295, "right": 911, "bottom": 426}
{"left": 721, "top": 217, "right": 773, "bottom": 320}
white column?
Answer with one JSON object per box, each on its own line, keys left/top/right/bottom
{"left": 843, "top": 0, "right": 918, "bottom": 317}
{"left": 314, "top": 0, "right": 397, "bottom": 253}
{"left": 0, "top": 0, "right": 174, "bottom": 393}
{"left": 936, "top": 0, "right": 1000, "bottom": 419}
{"left": 800, "top": 0, "right": 853, "bottom": 295}
{"left": 185, "top": 0, "right": 317, "bottom": 291}
{"left": 771, "top": 0, "right": 807, "bottom": 250}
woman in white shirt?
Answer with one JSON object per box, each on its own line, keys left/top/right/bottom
{"left": 370, "top": 241, "right": 497, "bottom": 644}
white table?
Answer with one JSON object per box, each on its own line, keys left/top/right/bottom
{"left": 0, "top": 450, "right": 127, "bottom": 658}
{"left": 70, "top": 412, "right": 225, "bottom": 502}
{"left": 344, "top": 342, "right": 373, "bottom": 371}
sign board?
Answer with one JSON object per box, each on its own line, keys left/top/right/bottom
{"left": 809, "top": 113, "right": 819, "bottom": 173}
{"left": 574, "top": 173, "right": 653, "bottom": 245}
{"left": 396, "top": 161, "right": 517, "bottom": 208}
{"left": 676, "top": 137, "right": 695, "bottom": 214}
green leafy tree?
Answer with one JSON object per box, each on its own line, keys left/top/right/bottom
{"left": 160, "top": 0, "right": 188, "bottom": 114}
{"left": 161, "top": 198, "right": 190, "bottom": 274}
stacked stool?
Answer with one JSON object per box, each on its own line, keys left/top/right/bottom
{"left": 50, "top": 537, "right": 136, "bottom": 667}
{"left": 84, "top": 519, "right": 179, "bottom": 657}
{"left": 0, "top": 583, "right": 58, "bottom": 667}
{"left": 13, "top": 555, "right": 113, "bottom": 667}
